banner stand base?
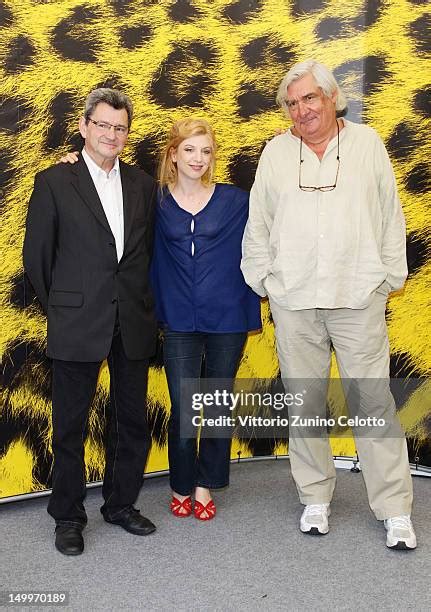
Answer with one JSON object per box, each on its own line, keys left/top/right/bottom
{"left": 1, "top": 456, "right": 429, "bottom": 505}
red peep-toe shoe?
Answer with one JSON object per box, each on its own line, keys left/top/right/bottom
{"left": 193, "top": 499, "right": 216, "bottom": 521}
{"left": 170, "top": 496, "right": 192, "bottom": 517}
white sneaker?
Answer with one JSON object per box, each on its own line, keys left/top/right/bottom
{"left": 300, "top": 504, "right": 330, "bottom": 535}
{"left": 384, "top": 515, "right": 417, "bottom": 550}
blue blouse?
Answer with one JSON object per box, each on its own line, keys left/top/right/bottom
{"left": 151, "top": 183, "right": 261, "bottom": 333}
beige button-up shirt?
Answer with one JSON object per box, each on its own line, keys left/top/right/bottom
{"left": 241, "top": 120, "right": 407, "bottom": 310}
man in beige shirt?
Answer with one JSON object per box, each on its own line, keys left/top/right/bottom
{"left": 241, "top": 59, "right": 416, "bottom": 549}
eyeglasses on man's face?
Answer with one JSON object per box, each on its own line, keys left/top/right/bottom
{"left": 88, "top": 118, "right": 129, "bottom": 136}
{"left": 298, "top": 121, "right": 340, "bottom": 192}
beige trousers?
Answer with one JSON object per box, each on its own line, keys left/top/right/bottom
{"left": 270, "top": 291, "right": 413, "bottom": 520}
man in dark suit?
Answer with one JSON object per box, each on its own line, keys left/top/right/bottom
{"left": 23, "top": 88, "right": 157, "bottom": 555}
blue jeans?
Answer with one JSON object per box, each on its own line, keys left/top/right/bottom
{"left": 163, "top": 331, "right": 247, "bottom": 496}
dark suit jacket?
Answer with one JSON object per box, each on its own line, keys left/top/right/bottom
{"left": 23, "top": 157, "right": 157, "bottom": 361}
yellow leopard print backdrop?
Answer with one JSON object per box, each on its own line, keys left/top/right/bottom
{"left": 0, "top": 0, "right": 430, "bottom": 498}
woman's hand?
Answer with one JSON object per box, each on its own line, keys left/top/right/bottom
{"left": 57, "top": 151, "right": 79, "bottom": 164}
{"left": 264, "top": 128, "right": 288, "bottom": 146}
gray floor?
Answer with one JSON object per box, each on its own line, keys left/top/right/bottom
{"left": 1, "top": 460, "right": 430, "bottom": 612}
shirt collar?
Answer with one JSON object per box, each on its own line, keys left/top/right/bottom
{"left": 287, "top": 118, "right": 348, "bottom": 155}
{"left": 82, "top": 147, "right": 120, "bottom": 179}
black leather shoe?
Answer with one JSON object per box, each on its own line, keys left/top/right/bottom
{"left": 103, "top": 506, "right": 156, "bottom": 536}
{"left": 55, "top": 524, "right": 84, "bottom": 555}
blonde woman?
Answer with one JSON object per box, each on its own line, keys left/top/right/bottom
{"left": 152, "top": 118, "right": 261, "bottom": 520}
{"left": 58, "top": 118, "right": 261, "bottom": 521}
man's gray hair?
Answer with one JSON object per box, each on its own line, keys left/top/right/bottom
{"left": 84, "top": 88, "right": 133, "bottom": 127}
{"left": 276, "top": 60, "right": 347, "bottom": 116}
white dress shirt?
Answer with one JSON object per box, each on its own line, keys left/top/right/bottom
{"left": 82, "top": 148, "right": 124, "bottom": 261}
{"left": 241, "top": 119, "right": 408, "bottom": 310}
